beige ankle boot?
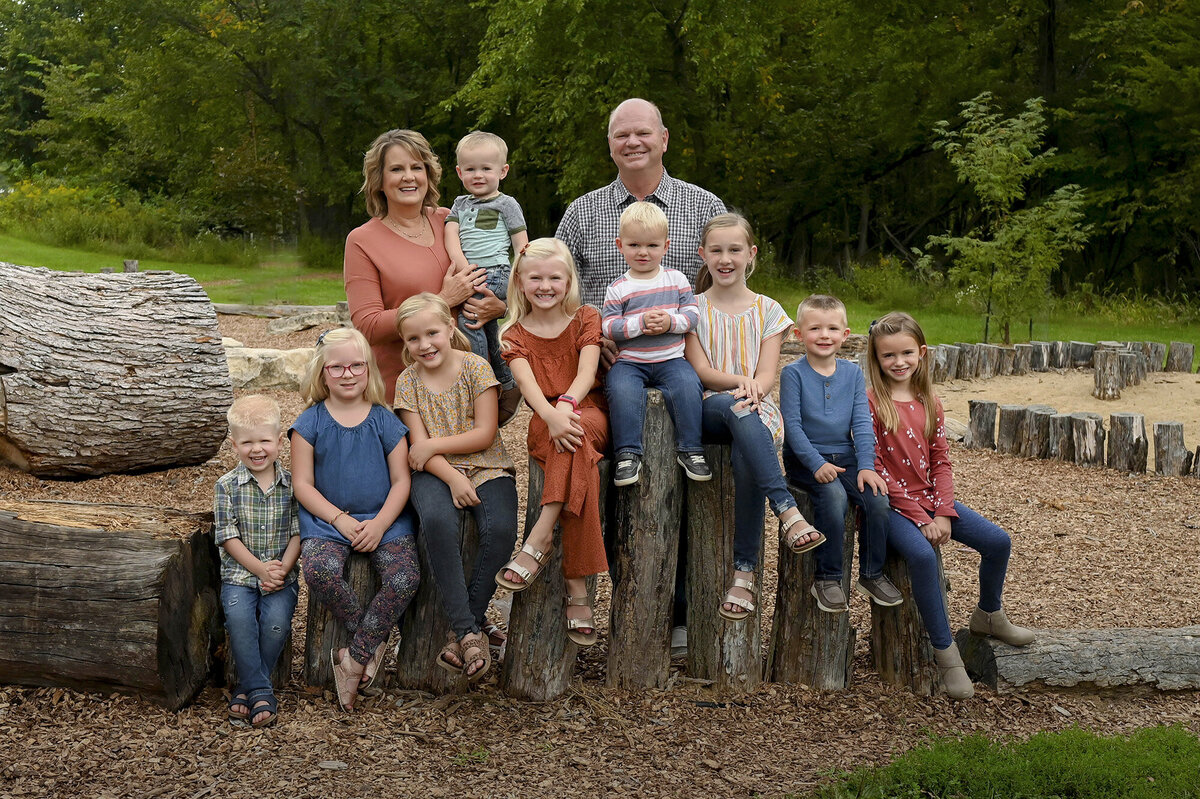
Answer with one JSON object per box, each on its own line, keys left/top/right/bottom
{"left": 969, "top": 606, "right": 1035, "bottom": 646}
{"left": 933, "top": 643, "right": 974, "bottom": 700}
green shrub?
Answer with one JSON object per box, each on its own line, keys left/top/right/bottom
{"left": 298, "top": 233, "right": 346, "bottom": 271}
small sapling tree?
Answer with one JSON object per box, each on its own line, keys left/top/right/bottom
{"left": 918, "top": 93, "right": 1090, "bottom": 343}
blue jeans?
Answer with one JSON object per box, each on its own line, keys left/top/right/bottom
{"left": 886, "top": 501, "right": 1012, "bottom": 649}
{"left": 785, "top": 451, "right": 890, "bottom": 581}
{"left": 702, "top": 393, "right": 797, "bottom": 572}
{"left": 606, "top": 357, "right": 704, "bottom": 457}
{"left": 457, "top": 267, "right": 514, "bottom": 389}
{"left": 221, "top": 581, "right": 299, "bottom": 701}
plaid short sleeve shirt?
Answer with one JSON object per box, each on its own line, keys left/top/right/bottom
{"left": 213, "top": 462, "right": 300, "bottom": 589}
{"left": 555, "top": 170, "right": 726, "bottom": 307}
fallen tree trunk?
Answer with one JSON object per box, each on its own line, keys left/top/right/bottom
{"left": 0, "top": 500, "right": 220, "bottom": 710}
{"left": 0, "top": 262, "right": 231, "bottom": 476}
{"left": 955, "top": 626, "right": 1200, "bottom": 693}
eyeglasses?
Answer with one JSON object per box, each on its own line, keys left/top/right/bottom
{"left": 323, "top": 362, "right": 368, "bottom": 378}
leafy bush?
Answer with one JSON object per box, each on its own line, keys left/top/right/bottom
{"left": 809, "top": 726, "right": 1200, "bottom": 799}
{"left": 298, "top": 234, "right": 346, "bottom": 271}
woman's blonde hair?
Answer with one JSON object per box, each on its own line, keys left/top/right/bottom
{"left": 394, "top": 292, "right": 472, "bottom": 366}
{"left": 695, "top": 212, "right": 757, "bottom": 294}
{"left": 499, "top": 238, "right": 581, "bottom": 344}
{"left": 865, "top": 311, "right": 938, "bottom": 439}
{"left": 301, "top": 327, "right": 387, "bottom": 407}
{"left": 360, "top": 129, "right": 442, "bottom": 218}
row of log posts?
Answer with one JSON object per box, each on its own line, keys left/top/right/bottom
{"left": 923, "top": 338, "right": 1197, "bottom": 385}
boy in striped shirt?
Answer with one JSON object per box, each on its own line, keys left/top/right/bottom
{"left": 602, "top": 202, "right": 710, "bottom": 486}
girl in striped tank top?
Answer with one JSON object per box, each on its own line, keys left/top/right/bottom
{"left": 684, "top": 214, "right": 821, "bottom": 622}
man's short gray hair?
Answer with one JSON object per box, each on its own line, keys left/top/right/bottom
{"left": 607, "top": 98, "right": 665, "bottom": 137}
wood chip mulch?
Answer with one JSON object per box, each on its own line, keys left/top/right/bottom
{"left": 1, "top": 315, "right": 1199, "bottom": 798}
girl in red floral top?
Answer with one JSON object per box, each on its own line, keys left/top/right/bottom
{"left": 866, "top": 312, "right": 1035, "bottom": 700}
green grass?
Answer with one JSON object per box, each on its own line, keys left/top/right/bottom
{"left": 0, "top": 233, "right": 342, "bottom": 305}
{"left": 804, "top": 726, "right": 1200, "bottom": 799}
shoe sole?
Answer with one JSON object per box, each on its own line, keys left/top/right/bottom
{"left": 853, "top": 581, "right": 904, "bottom": 607}
{"left": 613, "top": 471, "right": 641, "bottom": 487}
{"left": 809, "top": 584, "right": 848, "bottom": 613}
{"left": 676, "top": 456, "right": 713, "bottom": 482}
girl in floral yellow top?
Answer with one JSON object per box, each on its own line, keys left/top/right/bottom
{"left": 394, "top": 293, "right": 517, "bottom": 682}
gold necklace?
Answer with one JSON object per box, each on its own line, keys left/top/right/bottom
{"left": 383, "top": 214, "right": 428, "bottom": 240}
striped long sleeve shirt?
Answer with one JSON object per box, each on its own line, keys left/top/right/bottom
{"left": 601, "top": 267, "right": 699, "bottom": 363}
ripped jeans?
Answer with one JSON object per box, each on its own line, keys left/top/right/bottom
{"left": 221, "top": 581, "right": 299, "bottom": 702}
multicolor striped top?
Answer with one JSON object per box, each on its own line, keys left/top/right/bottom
{"left": 693, "top": 293, "right": 792, "bottom": 443}
{"left": 601, "top": 267, "right": 699, "bottom": 363}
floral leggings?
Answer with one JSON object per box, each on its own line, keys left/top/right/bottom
{"left": 301, "top": 536, "right": 420, "bottom": 665}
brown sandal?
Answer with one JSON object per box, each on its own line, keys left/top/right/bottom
{"left": 331, "top": 648, "right": 360, "bottom": 712}
{"left": 564, "top": 594, "right": 598, "bottom": 647}
{"left": 495, "top": 542, "right": 551, "bottom": 592}
{"left": 436, "top": 632, "right": 464, "bottom": 675}
{"left": 460, "top": 632, "right": 491, "bottom": 683}
{"left": 781, "top": 512, "right": 825, "bottom": 554}
{"left": 359, "top": 640, "right": 388, "bottom": 696}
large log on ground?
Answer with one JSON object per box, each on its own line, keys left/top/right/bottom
{"left": 1108, "top": 412, "right": 1148, "bottom": 474}
{"left": 966, "top": 400, "right": 997, "bottom": 450}
{"left": 956, "top": 626, "right": 1200, "bottom": 693}
{"left": 1070, "top": 412, "right": 1106, "bottom": 467}
{"left": 870, "top": 548, "right": 946, "bottom": 696}
{"left": 0, "top": 500, "right": 220, "bottom": 710}
{"left": 303, "top": 554, "right": 382, "bottom": 689}
{"left": 996, "top": 404, "right": 1027, "bottom": 456}
{"left": 607, "top": 391, "right": 682, "bottom": 690}
{"left": 1153, "top": 422, "right": 1193, "bottom": 477}
{"left": 767, "top": 488, "right": 856, "bottom": 690}
{"left": 0, "top": 262, "right": 231, "bottom": 476}
{"left": 1091, "top": 349, "right": 1123, "bottom": 400}
{"left": 686, "top": 446, "right": 761, "bottom": 692}
{"left": 502, "top": 460, "right": 608, "bottom": 701}
{"left": 1166, "top": 341, "right": 1195, "bottom": 372}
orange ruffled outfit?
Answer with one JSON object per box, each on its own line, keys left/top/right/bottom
{"left": 502, "top": 306, "right": 609, "bottom": 579}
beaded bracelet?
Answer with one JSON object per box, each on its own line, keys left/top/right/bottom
{"left": 556, "top": 394, "right": 580, "bottom": 411}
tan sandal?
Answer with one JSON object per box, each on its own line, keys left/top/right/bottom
{"left": 331, "top": 648, "right": 360, "bottom": 712}
{"left": 564, "top": 594, "right": 598, "bottom": 647}
{"left": 495, "top": 542, "right": 551, "bottom": 592}
{"left": 460, "top": 632, "right": 491, "bottom": 683}
{"left": 436, "top": 632, "right": 464, "bottom": 675}
{"left": 718, "top": 576, "right": 757, "bottom": 622}
{"left": 359, "top": 640, "right": 388, "bottom": 696}
{"left": 781, "top": 512, "right": 825, "bottom": 554}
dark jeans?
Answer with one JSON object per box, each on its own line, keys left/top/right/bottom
{"left": 410, "top": 472, "right": 518, "bottom": 639}
{"left": 457, "top": 268, "right": 514, "bottom": 389}
{"left": 701, "top": 393, "right": 797, "bottom": 572}
{"left": 606, "top": 357, "right": 704, "bottom": 457}
{"left": 886, "top": 502, "right": 1012, "bottom": 649}
{"left": 220, "top": 581, "right": 299, "bottom": 702}
{"left": 785, "top": 451, "right": 890, "bottom": 581}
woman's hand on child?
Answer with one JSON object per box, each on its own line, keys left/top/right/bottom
{"left": 599, "top": 338, "right": 620, "bottom": 369}
{"left": 858, "top": 469, "right": 888, "bottom": 496}
{"left": 814, "top": 462, "right": 844, "bottom": 483}
{"left": 449, "top": 472, "right": 481, "bottom": 508}
{"left": 441, "top": 263, "right": 488, "bottom": 307}
{"left": 408, "top": 439, "right": 439, "bottom": 471}
{"left": 350, "top": 517, "right": 385, "bottom": 553}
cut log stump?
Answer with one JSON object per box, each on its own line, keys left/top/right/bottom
{"left": 0, "top": 500, "right": 220, "bottom": 710}
{"left": 767, "top": 488, "right": 856, "bottom": 690}
{"left": 1070, "top": 341, "right": 1096, "bottom": 368}
{"left": 996, "top": 405, "right": 1026, "bottom": 456}
{"left": 966, "top": 400, "right": 997, "bottom": 450}
{"left": 1092, "top": 349, "right": 1123, "bottom": 400}
{"left": 1030, "top": 341, "right": 1051, "bottom": 371}
{"left": 1012, "top": 344, "right": 1032, "bottom": 375}
{"left": 1018, "top": 405, "right": 1055, "bottom": 459}
{"left": 1048, "top": 413, "right": 1074, "bottom": 462}
{"left": 607, "top": 391, "right": 682, "bottom": 690}
{"left": 956, "top": 626, "right": 1200, "bottom": 693}
{"left": 870, "top": 548, "right": 946, "bottom": 697}
{"left": 0, "top": 262, "right": 231, "bottom": 476}
{"left": 686, "top": 446, "right": 761, "bottom": 693}
{"left": 1108, "top": 412, "right": 1148, "bottom": 474}
{"left": 1166, "top": 341, "right": 1195, "bottom": 372}
{"left": 303, "top": 553, "right": 382, "bottom": 689}
{"left": 1153, "top": 422, "right": 1193, "bottom": 477}
{"left": 942, "top": 345, "right": 961, "bottom": 382}
{"left": 1143, "top": 341, "right": 1167, "bottom": 371}
{"left": 1070, "top": 412, "right": 1106, "bottom": 468}
{"left": 502, "top": 460, "right": 609, "bottom": 701}
{"left": 1050, "top": 341, "right": 1071, "bottom": 369}
{"left": 998, "top": 346, "right": 1016, "bottom": 376}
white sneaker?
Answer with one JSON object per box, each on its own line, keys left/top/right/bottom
{"left": 670, "top": 625, "right": 687, "bottom": 657}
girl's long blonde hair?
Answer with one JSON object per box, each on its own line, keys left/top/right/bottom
{"left": 394, "top": 292, "right": 472, "bottom": 366}
{"left": 498, "top": 238, "right": 581, "bottom": 345}
{"left": 695, "top": 212, "right": 757, "bottom": 294}
{"left": 865, "top": 311, "right": 938, "bottom": 439}
{"left": 301, "top": 327, "right": 387, "bottom": 407}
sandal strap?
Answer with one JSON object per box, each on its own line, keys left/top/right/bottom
{"left": 730, "top": 576, "right": 756, "bottom": 593}
{"left": 784, "top": 521, "right": 818, "bottom": 547}
{"left": 505, "top": 561, "right": 534, "bottom": 582}
{"left": 566, "top": 615, "right": 595, "bottom": 631}
{"left": 564, "top": 594, "right": 591, "bottom": 607}
{"left": 520, "top": 542, "right": 550, "bottom": 565}
{"left": 723, "top": 593, "right": 755, "bottom": 613}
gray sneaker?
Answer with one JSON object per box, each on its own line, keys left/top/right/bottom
{"left": 810, "top": 580, "right": 849, "bottom": 613}
{"left": 855, "top": 575, "right": 904, "bottom": 607}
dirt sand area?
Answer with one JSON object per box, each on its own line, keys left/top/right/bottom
{"left": 1, "top": 316, "right": 1199, "bottom": 797}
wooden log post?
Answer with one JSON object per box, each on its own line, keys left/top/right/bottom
{"left": 1070, "top": 412, "right": 1106, "bottom": 467}
{"left": 1193, "top": 447, "right": 1200, "bottom": 478}
{"left": 1144, "top": 342, "right": 1167, "bottom": 371}
{"left": 1107, "top": 412, "right": 1148, "bottom": 474}
{"left": 686, "top": 447, "right": 761, "bottom": 693}
{"left": 1119, "top": 351, "right": 1143, "bottom": 387}
{"left": 303, "top": 554, "right": 382, "bottom": 689}
{"left": 1091, "top": 349, "right": 1123, "bottom": 400}
{"left": 956, "top": 626, "right": 1200, "bottom": 693}
{"left": 1153, "top": 422, "right": 1193, "bottom": 477}
{"left": 607, "top": 391, "right": 683, "bottom": 690}
{"left": 767, "top": 489, "right": 856, "bottom": 690}
{"left": 1166, "top": 341, "right": 1195, "bottom": 372}
{"left": 1048, "top": 413, "right": 1075, "bottom": 462}
{"left": 0, "top": 262, "right": 231, "bottom": 477}
{"left": 1018, "top": 405, "right": 1055, "bottom": 459}
{"left": 977, "top": 344, "right": 1002, "bottom": 379}
{"left": 942, "top": 345, "right": 961, "bottom": 381}
{"left": 1030, "top": 341, "right": 1051, "bottom": 371}
{"left": 966, "top": 400, "right": 998, "bottom": 450}
{"left": 998, "top": 346, "right": 1016, "bottom": 376}
{"left": 1012, "top": 344, "right": 1032, "bottom": 375}
{"left": 1070, "top": 341, "right": 1096, "bottom": 368}
{"left": 0, "top": 500, "right": 220, "bottom": 710}
{"left": 996, "top": 404, "right": 1027, "bottom": 456}
{"left": 870, "top": 548, "right": 947, "bottom": 697}
{"left": 1050, "top": 340, "right": 1071, "bottom": 369}
{"left": 929, "top": 346, "right": 949, "bottom": 384}
{"left": 502, "top": 460, "right": 609, "bottom": 701}
{"left": 392, "top": 511, "right": 480, "bottom": 694}
{"left": 955, "top": 343, "right": 979, "bottom": 379}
